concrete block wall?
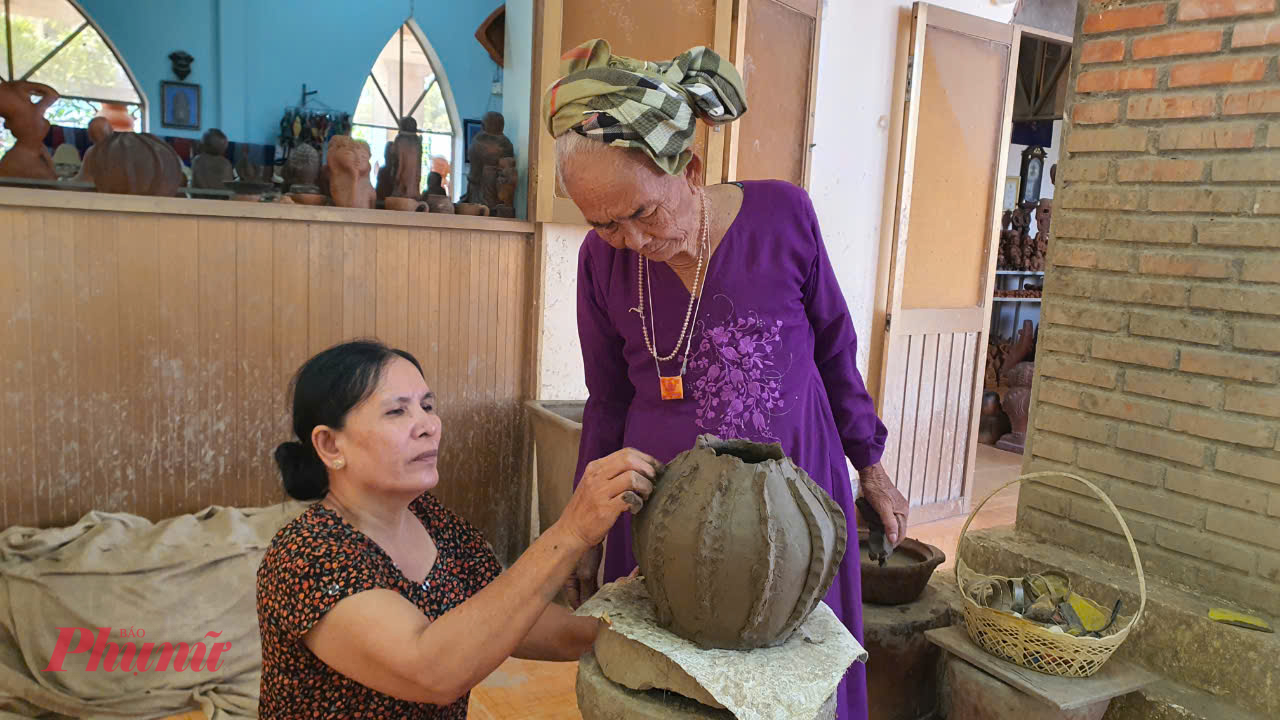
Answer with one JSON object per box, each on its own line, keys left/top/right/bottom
{"left": 1019, "top": 0, "right": 1280, "bottom": 616}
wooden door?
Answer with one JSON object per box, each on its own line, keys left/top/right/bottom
{"left": 876, "top": 4, "right": 1017, "bottom": 523}
{"left": 725, "top": 0, "right": 822, "bottom": 188}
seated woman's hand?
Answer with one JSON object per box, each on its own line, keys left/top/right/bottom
{"left": 556, "top": 448, "right": 658, "bottom": 550}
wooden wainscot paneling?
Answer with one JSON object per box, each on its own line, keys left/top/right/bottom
{"left": 0, "top": 191, "right": 538, "bottom": 563}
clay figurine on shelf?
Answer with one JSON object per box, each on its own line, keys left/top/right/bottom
{"left": 191, "top": 128, "right": 234, "bottom": 190}
{"left": 391, "top": 117, "right": 423, "bottom": 199}
{"left": 75, "top": 117, "right": 113, "bottom": 185}
{"left": 423, "top": 170, "right": 453, "bottom": 212}
{"left": 326, "top": 135, "right": 375, "bottom": 209}
{"left": 81, "top": 130, "right": 183, "bottom": 197}
{"left": 0, "top": 80, "right": 60, "bottom": 180}
{"left": 282, "top": 142, "right": 321, "bottom": 193}
{"left": 633, "top": 435, "right": 846, "bottom": 650}
{"left": 493, "top": 156, "right": 518, "bottom": 217}
{"left": 996, "top": 320, "right": 1037, "bottom": 455}
{"left": 463, "top": 111, "right": 514, "bottom": 211}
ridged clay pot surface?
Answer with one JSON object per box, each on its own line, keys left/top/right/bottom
{"left": 632, "top": 434, "right": 847, "bottom": 650}
{"left": 86, "top": 132, "right": 183, "bottom": 196}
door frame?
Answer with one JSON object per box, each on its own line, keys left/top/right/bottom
{"left": 868, "top": 2, "right": 1022, "bottom": 523}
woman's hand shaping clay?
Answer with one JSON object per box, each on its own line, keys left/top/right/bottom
{"left": 561, "top": 448, "right": 657, "bottom": 545}
{"left": 858, "top": 463, "right": 909, "bottom": 547}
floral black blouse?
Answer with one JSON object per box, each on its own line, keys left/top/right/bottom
{"left": 256, "top": 492, "right": 502, "bottom": 719}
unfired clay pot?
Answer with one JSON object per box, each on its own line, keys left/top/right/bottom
{"left": 83, "top": 132, "right": 183, "bottom": 196}
{"left": 326, "top": 136, "right": 375, "bottom": 209}
{"left": 632, "top": 435, "right": 847, "bottom": 650}
{"left": 455, "top": 202, "right": 490, "bottom": 216}
{"left": 424, "top": 195, "right": 454, "bottom": 214}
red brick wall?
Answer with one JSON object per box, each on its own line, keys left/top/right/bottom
{"left": 1020, "top": 0, "right": 1280, "bottom": 615}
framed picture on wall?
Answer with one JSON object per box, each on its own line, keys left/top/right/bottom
{"left": 463, "top": 118, "right": 484, "bottom": 163}
{"left": 160, "top": 81, "right": 200, "bottom": 129}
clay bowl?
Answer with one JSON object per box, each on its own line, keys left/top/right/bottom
{"left": 424, "top": 195, "right": 454, "bottom": 214}
{"left": 289, "top": 193, "right": 327, "bottom": 206}
{"left": 385, "top": 197, "right": 428, "bottom": 212}
{"left": 455, "top": 202, "right": 490, "bottom": 216}
{"left": 858, "top": 528, "right": 945, "bottom": 606}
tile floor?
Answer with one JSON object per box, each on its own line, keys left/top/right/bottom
{"left": 466, "top": 444, "right": 1025, "bottom": 720}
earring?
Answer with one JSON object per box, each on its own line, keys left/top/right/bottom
{"left": 333, "top": 458, "right": 345, "bottom": 470}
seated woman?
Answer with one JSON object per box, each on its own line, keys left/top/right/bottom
{"left": 256, "top": 340, "right": 655, "bottom": 719}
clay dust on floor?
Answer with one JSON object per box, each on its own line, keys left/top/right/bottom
{"left": 467, "top": 445, "right": 1023, "bottom": 720}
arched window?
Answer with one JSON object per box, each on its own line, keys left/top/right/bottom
{"left": 352, "top": 21, "right": 460, "bottom": 197}
{"left": 0, "top": 0, "right": 144, "bottom": 155}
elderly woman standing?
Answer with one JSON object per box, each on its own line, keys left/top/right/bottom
{"left": 543, "top": 40, "right": 911, "bottom": 720}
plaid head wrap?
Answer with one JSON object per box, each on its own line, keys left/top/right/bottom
{"left": 542, "top": 38, "right": 747, "bottom": 175}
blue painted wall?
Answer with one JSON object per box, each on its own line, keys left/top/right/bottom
{"left": 78, "top": 0, "right": 504, "bottom": 147}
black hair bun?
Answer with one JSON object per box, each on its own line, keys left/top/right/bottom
{"left": 274, "top": 441, "right": 329, "bottom": 501}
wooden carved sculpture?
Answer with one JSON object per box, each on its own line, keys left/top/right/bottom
{"left": 633, "top": 435, "right": 847, "bottom": 650}
{"left": 0, "top": 81, "right": 60, "bottom": 180}
{"left": 326, "top": 135, "right": 375, "bottom": 209}
{"left": 996, "top": 320, "right": 1037, "bottom": 455}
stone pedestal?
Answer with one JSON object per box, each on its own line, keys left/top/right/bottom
{"left": 864, "top": 585, "right": 955, "bottom": 720}
{"left": 945, "top": 657, "right": 1108, "bottom": 720}
{"left": 577, "top": 652, "right": 736, "bottom": 720}
{"left": 577, "top": 650, "right": 837, "bottom": 720}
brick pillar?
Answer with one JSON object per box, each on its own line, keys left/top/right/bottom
{"left": 1020, "top": 0, "right": 1280, "bottom": 616}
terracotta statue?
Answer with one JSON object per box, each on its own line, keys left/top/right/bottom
{"left": 464, "top": 111, "right": 514, "bottom": 210}
{"left": 494, "top": 156, "right": 518, "bottom": 217}
{"left": 0, "top": 80, "right": 59, "bottom": 180}
{"left": 191, "top": 128, "right": 234, "bottom": 190}
{"left": 996, "top": 320, "right": 1037, "bottom": 455}
{"left": 282, "top": 142, "right": 321, "bottom": 193}
{"left": 326, "top": 135, "right": 375, "bottom": 209}
{"left": 391, "top": 117, "right": 422, "bottom": 199}
{"left": 633, "top": 435, "right": 846, "bottom": 650}
{"left": 424, "top": 171, "right": 447, "bottom": 196}
{"left": 82, "top": 132, "right": 184, "bottom": 196}
{"left": 75, "top": 117, "right": 113, "bottom": 185}
{"left": 977, "top": 391, "right": 1010, "bottom": 446}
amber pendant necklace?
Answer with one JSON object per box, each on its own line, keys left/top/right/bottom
{"left": 632, "top": 191, "right": 710, "bottom": 401}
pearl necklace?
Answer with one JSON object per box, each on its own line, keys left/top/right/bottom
{"left": 632, "top": 191, "right": 710, "bottom": 399}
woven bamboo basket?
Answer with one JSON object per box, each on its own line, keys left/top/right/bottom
{"left": 954, "top": 471, "right": 1147, "bottom": 678}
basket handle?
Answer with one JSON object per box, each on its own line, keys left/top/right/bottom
{"left": 952, "top": 471, "right": 1147, "bottom": 633}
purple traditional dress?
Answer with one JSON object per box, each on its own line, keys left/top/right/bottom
{"left": 573, "top": 179, "right": 888, "bottom": 720}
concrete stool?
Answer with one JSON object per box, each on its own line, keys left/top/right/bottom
{"left": 577, "top": 652, "right": 735, "bottom": 720}
{"left": 864, "top": 584, "right": 954, "bottom": 720}
{"left": 926, "top": 626, "right": 1155, "bottom": 720}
